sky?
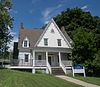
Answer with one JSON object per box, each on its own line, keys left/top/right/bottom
{"left": 9, "top": 0, "right": 100, "bottom": 51}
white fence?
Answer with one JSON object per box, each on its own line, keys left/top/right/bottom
{"left": 11, "top": 59, "right": 33, "bottom": 66}
{"left": 35, "top": 60, "right": 46, "bottom": 66}
{"left": 62, "top": 60, "right": 72, "bottom": 66}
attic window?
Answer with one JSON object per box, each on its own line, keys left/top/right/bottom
{"left": 23, "top": 37, "right": 29, "bottom": 48}
{"left": 51, "top": 29, "right": 54, "bottom": 33}
{"left": 24, "top": 40, "right": 28, "bottom": 47}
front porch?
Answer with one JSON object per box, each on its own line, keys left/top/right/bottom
{"left": 10, "top": 52, "right": 72, "bottom": 74}
{"left": 11, "top": 52, "right": 72, "bottom": 66}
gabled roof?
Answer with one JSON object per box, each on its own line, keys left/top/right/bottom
{"left": 18, "top": 28, "right": 43, "bottom": 49}
{"left": 34, "top": 19, "right": 72, "bottom": 48}
{"left": 62, "top": 30, "right": 72, "bottom": 44}
{"left": 18, "top": 19, "right": 72, "bottom": 49}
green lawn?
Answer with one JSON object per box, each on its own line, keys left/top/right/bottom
{"left": 0, "top": 69, "right": 82, "bottom": 87}
{"left": 68, "top": 74, "right": 100, "bottom": 86}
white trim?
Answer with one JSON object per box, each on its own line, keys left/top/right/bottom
{"left": 22, "top": 37, "right": 29, "bottom": 48}
{"left": 9, "top": 66, "right": 33, "bottom": 69}
{"left": 33, "top": 50, "right": 35, "bottom": 67}
{"left": 52, "top": 19, "right": 71, "bottom": 48}
{"left": 46, "top": 51, "right": 52, "bottom": 74}
{"left": 58, "top": 52, "right": 61, "bottom": 66}
{"left": 46, "top": 51, "right": 48, "bottom": 66}
{"left": 34, "top": 19, "right": 71, "bottom": 48}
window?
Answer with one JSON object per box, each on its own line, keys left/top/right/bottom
{"left": 25, "top": 54, "right": 29, "bottom": 62}
{"left": 38, "top": 55, "right": 42, "bottom": 60}
{"left": 57, "top": 39, "right": 61, "bottom": 46}
{"left": 44, "top": 38, "right": 48, "bottom": 46}
{"left": 51, "top": 29, "right": 54, "bottom": 33}
{"left": 24, "top": 40, "right": 27, "bottom": 47}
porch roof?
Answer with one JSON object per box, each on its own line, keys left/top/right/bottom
{"left": 34, "top": 47, "right": 72, "bottom": 53}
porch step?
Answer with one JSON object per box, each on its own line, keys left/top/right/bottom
{"left": 51, "top": 67, "right": 65, "bottom": 75}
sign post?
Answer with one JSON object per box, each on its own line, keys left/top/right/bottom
{"left": 72, "top": 65, "right": 86, "bottom": 77}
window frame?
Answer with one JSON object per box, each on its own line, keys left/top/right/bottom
{"left": 44, "top": 38, "right": 48, "bottom": 46}
{"left": 25, "top": 54, "right": 29, "bottom": 62}
{"left": 57, "top": 39, "right": 61, "bottom": 46}
{"left": 24, "top": 40, "right": 28, "bottom": 47}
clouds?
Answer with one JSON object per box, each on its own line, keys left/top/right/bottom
{"left": 81, "top": 5, "right": 88, "bottom": 10}
{"left": 10, "top": 9, "right": 18, "bottom": 14}
{"left": 42, "top": 4, "right": 63, "bottom": 24}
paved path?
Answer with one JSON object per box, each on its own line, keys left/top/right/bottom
{"left": 56, "top": 75, "right": 100, "bottom": 87}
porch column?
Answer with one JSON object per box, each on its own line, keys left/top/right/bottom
{"left": 33, "top": 50, "right": 35, "bottom": 67}
{"left": 58, "top": 52, "right": 61, "bottom": 66}
{"left": 32, "top": 50, "right": 35, "bottom": 73}
{"left": 46, "top": 51, "right": 48, "bottom": 66}
{"left": 46, "top": 51, "right": 49, "bottom": 74}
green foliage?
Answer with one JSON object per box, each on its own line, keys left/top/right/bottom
{"left": 93, "top": 50, "right": 100, "bottom": 67}
{"left": 68, "top": 74, "right": 100, "bottom": 86}
{"left": 54, "top": 8, "right": 100, "bottom": 37}
{"left": 54, "top": 7, "right": 100, "bottom": 75}
{"left": 0, "top": 0, "right": 13, "bottom": 58}
{"left": 72, "top": 27, "right": 96, "bottom": 64}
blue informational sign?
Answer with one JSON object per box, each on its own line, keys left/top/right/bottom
{"left": 73, "top": 65, "right": 83, "bottom": 69}
{"left": 72, "top": 64, "right": 86, "bottom": 77}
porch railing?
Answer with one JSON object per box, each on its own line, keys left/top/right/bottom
{"left": 61, "top": 62, "right": 66, "bottom": 74}
{"left": 35, "top": 60, "right": 46, "bottom": 67}
{"left": 10, "top": 59, "right": 33, "bottom": 66}
{"left": 62, "top": 60, "right": 72, "bottom": 67}
{"left": 47, "top": 62, "right": 52, "bottom": 74}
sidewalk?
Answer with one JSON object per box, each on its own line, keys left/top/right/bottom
{"left": 56, "top": 75, "right": 100, "bottom": 87}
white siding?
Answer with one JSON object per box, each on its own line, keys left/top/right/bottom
{"left": 19, "top": 52, "right": 31, "bottom": 59}
{"left": 37, "top": 22, "right": 69, "bottom": 48}
{"left": 35, "top": 52, "right": 46, "bottom": 60}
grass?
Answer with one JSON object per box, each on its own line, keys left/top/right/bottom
{"left": 67, "top": 74, "right": 100, "bottom": 86}
{"left": 0, "top": 69, "right": 83, "bottom": 87}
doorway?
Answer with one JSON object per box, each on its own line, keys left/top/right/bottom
{"left": 48, "top": 54, "right": 59, "bottom": 67}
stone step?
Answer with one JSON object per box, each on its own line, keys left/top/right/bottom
{"left": 51, "top": 67, "right": 65, "bottom": 75}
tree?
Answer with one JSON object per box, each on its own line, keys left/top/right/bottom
{"left": 92, "top": 50, "right": 100, "bottom": 76}
{"left": 54, "top": 8, "right": 100, "bottom": 48}
{"left": 0, "top": 0, "right": 13, "bottom": 59}
{"left": 72, "top": 27, "right": 96, "bottom": 65}
{"left": 54, "top": 7, "right": 100, "bottom": 73}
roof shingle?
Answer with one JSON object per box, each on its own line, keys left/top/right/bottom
{"left": 18, "top": 28, "right": 43, "bottom": 49}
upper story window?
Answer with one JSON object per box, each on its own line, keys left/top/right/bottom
{"left": 25, "top": 54, "right": 29, "bottom": 62}
{"left": 57, "top": 39, "right": 61, "bottom": 46}
{"left": 44, "top": 38, "right": 48, "bottom": 46}
{"left": 23, "top": 37, "right": 29, "bottom": 48}
{"left": 24, "top": 40, "right": 28, "bottom": 47}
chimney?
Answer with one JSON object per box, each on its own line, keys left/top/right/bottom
{"left": 20, "top": 22, "right": 24, "bottom": 29}
{"left": 61, "top": 26, "right": 65, "bottom": 32}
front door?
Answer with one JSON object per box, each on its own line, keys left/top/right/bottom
{"left": 48, "top": 56, "right": 52, "bottom": 65}
{"left": 48, "top": 55, "right": 59, "bottom": 67}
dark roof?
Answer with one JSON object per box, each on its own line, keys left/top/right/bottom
{"left": 62, "top": 31, "right": 72, "bottom": 44}
{"left": 18, "top": 28, "right": 72, "bottom": 49}
{"left": 18, "top": 28, "right": 43, "bottom": 49}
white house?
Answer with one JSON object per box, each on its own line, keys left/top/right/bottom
{"left": 11, "top": 19, "right": 73, "bottom": 75}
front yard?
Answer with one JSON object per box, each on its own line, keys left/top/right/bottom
{"left": 67, "top": 74, "right": 100, "bottom": 86}
{"left": 0, "top": 69, "right": 82, "bottom": 87}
